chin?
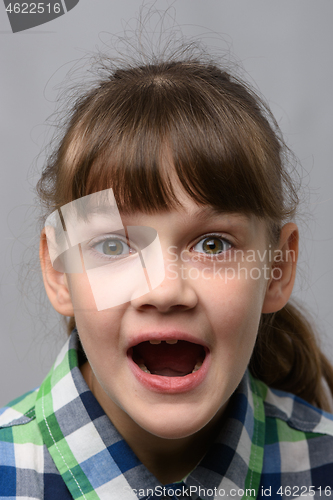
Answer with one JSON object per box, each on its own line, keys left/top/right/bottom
{"left": 134, "top": 406, "right": 216, "bottom": 440}
{"left": 144, "top": 423, "right": 200, "bottom": 440}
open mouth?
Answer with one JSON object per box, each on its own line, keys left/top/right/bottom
{"left": 129, "top": 340, "right": 207, "bottom": 378}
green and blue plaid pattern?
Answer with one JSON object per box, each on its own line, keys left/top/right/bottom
{"left": 1, "top": 330, "right": 333, "bottom": 499}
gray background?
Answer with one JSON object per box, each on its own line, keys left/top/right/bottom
{"left": 1, "top": 0, "right": 332, "bottom": 407}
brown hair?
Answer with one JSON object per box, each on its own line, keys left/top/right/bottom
{"left": 37, "top": 57, "right": 333, "bottom": 411}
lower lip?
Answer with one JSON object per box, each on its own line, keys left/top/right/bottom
{"left": 127, "top": 348, "right": 210, "bottom": 394}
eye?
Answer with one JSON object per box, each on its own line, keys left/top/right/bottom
{"left": 193, "top": 236, "right": 232, "bottom": 255}
{"left": 93, "top": 238, "right": 132, "bottom": 257}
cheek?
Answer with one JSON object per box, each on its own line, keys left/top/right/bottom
{"left": 197, "top": 269, "right": 266, "bottom": 348}
{"left": 199, "top": 264, "right": 265, "bottom": 312}
{"left": 67, "top": 273, "right": 125, "bottom": 342}
{"left": 66, "top": 272, "right": 96, "bottom": 312}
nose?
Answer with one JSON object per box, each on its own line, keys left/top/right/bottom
{"left": 130, "top": 258, "right": 198, "bottom": 313}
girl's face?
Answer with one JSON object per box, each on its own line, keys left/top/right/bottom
{"left": 64, "top": 187, "right": 273, "bottom": 440}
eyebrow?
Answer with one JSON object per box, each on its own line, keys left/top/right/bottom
{"left": 80, "top": 204, "right": 251, "bottom": 225}
{"left": 185, "top": 206, "right": 251, "bottom": 224}
{"left": 75, "top": 204, "right": 122, "bottom": 220}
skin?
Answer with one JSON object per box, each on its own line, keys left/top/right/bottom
{"left": 40, "top": 186, "right": 298, "bottom": 484}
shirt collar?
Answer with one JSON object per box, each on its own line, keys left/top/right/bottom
{"left": 35, "top": 330, "right": 265, "bottom": 499}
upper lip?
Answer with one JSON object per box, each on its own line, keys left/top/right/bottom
{"left": 126, "top": 331, "right": 210, "bottom": 351}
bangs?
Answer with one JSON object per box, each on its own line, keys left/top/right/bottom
{"left": 82, "top": 126, "right": 280, "bottom": 218}
{"left": 47, "top": 61, "right": 296, "bottom": 236}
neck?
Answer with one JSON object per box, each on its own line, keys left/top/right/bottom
{"left": 116, "top": 406, "right": 225, "bottom": 484}
{"left": 81, "top": 361, "right": 225, "bottom": 484}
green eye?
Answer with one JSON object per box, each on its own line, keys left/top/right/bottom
{"left": 193, "top": 237, "right": 231, "bottom": 255}
{"left": 95, "top": 238, "right": 130, "bottom": 257}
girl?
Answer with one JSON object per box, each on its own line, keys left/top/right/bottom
{"left": 1, "top": 53, "right": 333, "bottom": 500}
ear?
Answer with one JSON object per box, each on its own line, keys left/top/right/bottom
{"left": 262, "top": 223, "right": 299, "bottom": 314}
{"left": 39, "top": 229, "right": 75, "bottom": 317}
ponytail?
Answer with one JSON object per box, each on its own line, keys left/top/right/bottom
{"left": 250, "top": 301, "right": 333, "bottom": 412}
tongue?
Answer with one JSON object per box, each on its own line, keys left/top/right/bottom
{"left": 133, "top": 341, "right": 204, "bottom": 377}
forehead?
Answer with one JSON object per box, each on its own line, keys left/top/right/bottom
{"left": 58, "top": 187, "right": 268, "bottom": 246}
{"left": 120, "top": 204, "right": 268, "bottom": 247}
{"left": 84, "top": 193, "right": 251, "bottom": 225}
{"left": 121, "top": 204, "right": 251, "bottom": 226}
{"left": 84, "top": 190, "right": 257, "bottom": 227}
{"left": 117, "top": 182, "right": 254, "bottom": 229}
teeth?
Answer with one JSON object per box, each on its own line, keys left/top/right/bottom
{"left": 148, "top": 339, "right": 179, "bottom": 344}
{"left": 192, "top": 360, "right": 203, "bottom": 373}
{"left": 138, "top": 363, "right": 151, "bottom": 374}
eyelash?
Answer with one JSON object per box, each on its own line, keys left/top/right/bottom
{"left": 87, "top": 235, "right": 136, "bottom": 261}
{"left": 87, "top": 233, "right": 233, "bottom": 261}
{"left": 191, "top": 234, "right": 233, "bottom": 256}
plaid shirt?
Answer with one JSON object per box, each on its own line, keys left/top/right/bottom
{"left": 1, "top": 331, "right": 333, "bottom": 500}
